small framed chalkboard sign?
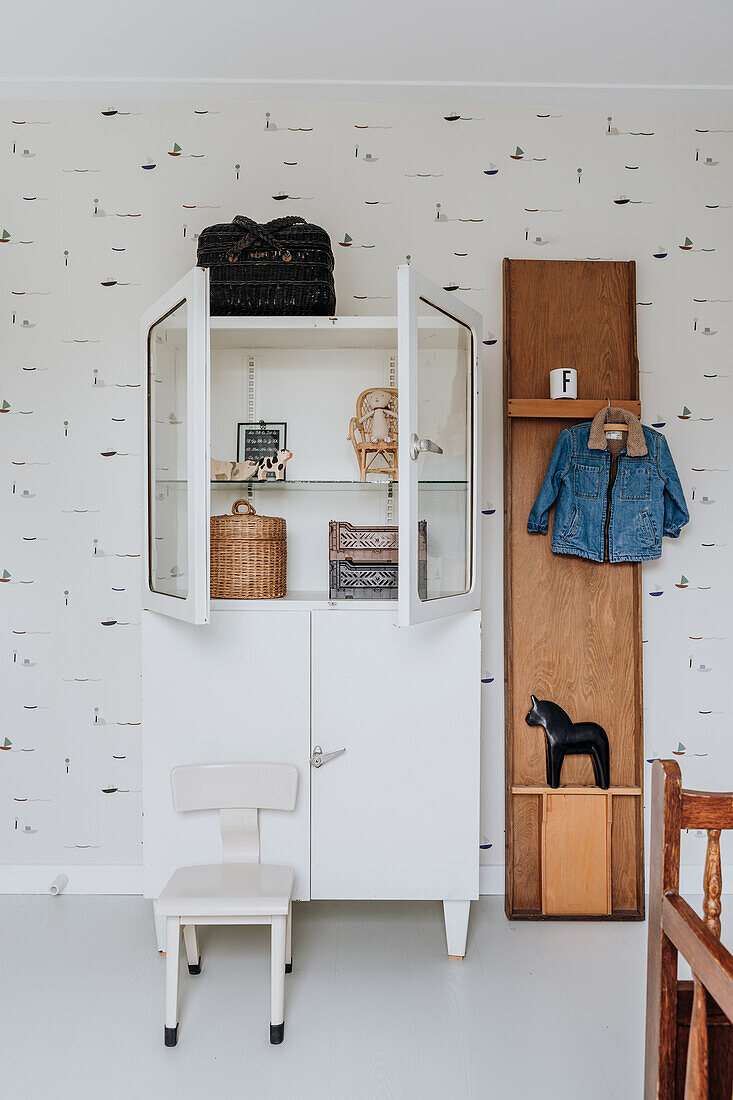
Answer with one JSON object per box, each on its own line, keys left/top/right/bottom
{"left": 236, "top": 421, "right": 287, "bottom": 479}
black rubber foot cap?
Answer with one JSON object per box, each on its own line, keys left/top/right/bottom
{"left": 270, "top": 1022, "right": 284, "bottom": 1045}
{"left": 285, "top": 961, "right": 293, "bottom": 974}
{"left": 188, "top": 957, "right": 202, "bottom": 975}
{"left": 165, "top": 1025, "right": 178, "bottom": 1047}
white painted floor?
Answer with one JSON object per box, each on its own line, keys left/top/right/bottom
{"left": 2, "top": 894, "right": 655, "bottom": 1099}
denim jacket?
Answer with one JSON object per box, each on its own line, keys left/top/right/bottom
{"left": 527, "top": 414, "right": 689, "bottom": 562}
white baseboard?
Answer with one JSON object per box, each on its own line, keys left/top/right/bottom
{"left": 0, "top": 862, "right": 725, "bottom": 899}
{"left": 0, "top": 864, "right": 144, "bottom": 895}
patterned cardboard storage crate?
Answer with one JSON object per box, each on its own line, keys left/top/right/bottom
{"left": 328, "top": 521, "right": 427, "bottom": 562}
{"left": 329, "top": 559, "right": 398, "bottom": 600}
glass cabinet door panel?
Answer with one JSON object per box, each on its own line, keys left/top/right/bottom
{"left": 416, "top": 297, "right": 473, "bottom": 601}
{"left": 148, "top": 299, "right": 189, "bottom": 599}
{"left": 398, "top": 265, "right": 482, "bottom": 626}
{"left": 141, "top": 266, "right": 209, "bottom": 625}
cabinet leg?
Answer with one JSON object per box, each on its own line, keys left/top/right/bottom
{"left": 443, "top": 900, "right": 471, "bottom": 959}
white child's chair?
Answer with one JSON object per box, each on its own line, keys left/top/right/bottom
{"left": 154, "top": 762, "right": 299, "bottom": 1047}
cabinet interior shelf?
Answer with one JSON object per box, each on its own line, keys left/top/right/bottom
{"left": 507, "top": 398, "right": 641, "bottom": 419}
{"left": 511, "top": 785, "right": 642, "bottom": 796}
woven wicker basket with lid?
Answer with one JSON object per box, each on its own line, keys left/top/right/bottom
{"left": 210, "top": 499, "right": 286, "bottom": 599}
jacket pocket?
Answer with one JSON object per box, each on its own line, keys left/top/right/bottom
{"left": 560, "top": 504, "right": 580, "bottom": 542}
{"left": 573, "top": 463, "right": 602, "bottom": 499}
{"left": 621, "top": 465, "right": 652, "bottom": 500}
{"left": 639, "top": 508, "right": 658, "bottom": 548}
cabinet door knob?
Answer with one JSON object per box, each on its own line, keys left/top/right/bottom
{"left": 310, "top": 745, "right": 346, "bottom": 768}
{"left": 409, "top": 433, "right": 444, "bottom": 461}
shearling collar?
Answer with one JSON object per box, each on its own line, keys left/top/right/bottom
{"left": 588, "top": 406, "right": 648, "bottom": 457}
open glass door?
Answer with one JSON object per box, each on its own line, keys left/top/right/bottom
{"left": 397, "top": 265, "right": 482, "bottom": 626}
{"left": 141, "top": 267, "right": 209, "bottom": 624}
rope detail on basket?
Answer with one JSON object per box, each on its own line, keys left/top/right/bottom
{"left": 227, "top": 215, "right": 304, "bottom": 264}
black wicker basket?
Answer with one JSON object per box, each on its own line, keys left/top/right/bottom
{"left": 197, "top": 215, "right": 336, "bottom": 316}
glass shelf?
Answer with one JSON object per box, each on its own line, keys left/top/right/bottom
{"left": 212, "top": 479, "right": 468, "bottom": 491}
{"left": 155, "top": 479, "right": 468, "bottom": 492}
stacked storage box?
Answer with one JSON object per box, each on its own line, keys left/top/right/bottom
{"left": 328, "top": 521, "right": 427, "bottom": 600}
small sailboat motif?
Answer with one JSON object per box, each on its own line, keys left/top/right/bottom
{"left": 101, "top": 108, "right": 118, "bottom": 116}
{"left": 614, "top": 195, "right": 631, "bottom": 205}
{"left": 339, "top": 233, "right": 353, "bottom": 247}
{"left": 1, "top": 737, "right": 12, "bottom": 749}
{"left": 168, "top": 143, "right": 182, "bottom": 157}
{"left": 673, "top": 742, "right": 686, "bottom": 756}
{"left": 678, "top": 406, "right": 692, "bottom": 420}
{"left": 679, "top": 236, "right": 693, "bottom": 250}
{"left": 101, "top": 786, "right": 118, "bottom": 794}
{"left": 141, "top": 158, "right": 156, "bottom": 170}
{"left": 653, "top": 246, "right": 668, "bottom": 258}
{"left": 100, "top": 449, "right": 117, "bottom": 457}
{"left": 272, "top": 191, "right": 289, "bottom": 201}
{"left": 510, "top": 147, "right": 524, "bottom": 160}
{"left": 676, "top": 575, "right": 689, "bottom": 589}
{"left": 651, "top": 415, "right": 666, "bottom": 427}
{"left": 0, "top": 229, "right": 11, "bottom": 243}
{"left": 100, "top": 619, "right": 117, "bottom": 627}
{"left": 1, "top": 400, "right": 10, "bottom": 413}
{"left": 100, "top": 278, "right": 117, "bottom": 287}
{"left": 483, "top": 163, "right": 498, "bottom": 175}
{"left": 444, "top": 111, "right": 461, "bottom": 122}
{"left": 442, "top": 281, "right": 460, "bottom": 292}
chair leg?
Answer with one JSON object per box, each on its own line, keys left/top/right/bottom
{"left": 183, "top": 924, "right": 201, "bottom": 974}
{"left": 164, "top": 917, "right": 181, "bottom": 1046}
{"left": 285, "top": 902, "right": 293, "bottom": 974}
{"left": 270, "top": 915, "right": 287, "bottom": 1044}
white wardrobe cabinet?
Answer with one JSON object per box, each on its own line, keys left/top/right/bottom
{"left": 141, "top": 263, "right": 484, "bottom": 957}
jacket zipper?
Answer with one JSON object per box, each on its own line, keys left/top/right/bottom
{"left": 604, "top": 453, "right": 619, "bottom": 561}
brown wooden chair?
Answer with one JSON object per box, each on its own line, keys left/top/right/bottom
{"left": 348, "top": 387, "right": 398, "bottom": 482}
{"left": 645, "top": 759, "right": 733, "bottom": 1098}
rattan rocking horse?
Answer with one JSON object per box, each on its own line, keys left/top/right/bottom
{"left": 348, "top": 387, "right": 398, "bottom": 482}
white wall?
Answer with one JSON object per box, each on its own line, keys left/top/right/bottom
{"left": 1, "top": 99, "right": 732, "bottom": 888}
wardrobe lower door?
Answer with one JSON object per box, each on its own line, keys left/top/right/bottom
{"left": 310, "top": 609, "right": 480, "bottom": 901}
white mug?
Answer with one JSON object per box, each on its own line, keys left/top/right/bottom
{"left": 549, "top": 368, "right": 577, "bottom": 399}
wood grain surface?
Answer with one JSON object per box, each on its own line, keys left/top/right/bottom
{"left": 504, "top": 258, "right": 644, "bottom": 920}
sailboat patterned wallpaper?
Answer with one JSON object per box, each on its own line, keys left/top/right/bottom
{"left": 2, "top": 100, "right": 732, "bottom": 877}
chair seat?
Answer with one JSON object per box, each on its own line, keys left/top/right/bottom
{"left": 155, "top": 862, "right": 294, "bottom": 918}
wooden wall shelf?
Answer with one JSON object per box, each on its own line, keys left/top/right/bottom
{"left": 508, "top": 398, "right": 641, "bottom": 420}
{"left": 503, "top": 258, "right": 644, "bottom": 921}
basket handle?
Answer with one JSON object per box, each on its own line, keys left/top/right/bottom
{"left": 232, "top": 499, "right": 256, "bottom": 516}
{"left": 227, "top": 215, "right": 303, "bottom": 263}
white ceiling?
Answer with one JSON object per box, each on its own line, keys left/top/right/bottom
{"left": 4, "top": 0, "right": 733, "bottom": 104}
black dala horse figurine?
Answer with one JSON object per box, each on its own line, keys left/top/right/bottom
{"left": 525, "top": 695, "right": 610, "bottom": 790}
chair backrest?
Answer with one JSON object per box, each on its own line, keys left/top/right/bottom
{"left": 170, "top": 762, "right": 299, "bottom": 865}
{"left": 645, "top": 759, "right": 733, "bottom": 1098}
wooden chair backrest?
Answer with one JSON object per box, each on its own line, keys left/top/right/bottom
{"left": 645, "top": 759, "right": 733, "bottom": 1098}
